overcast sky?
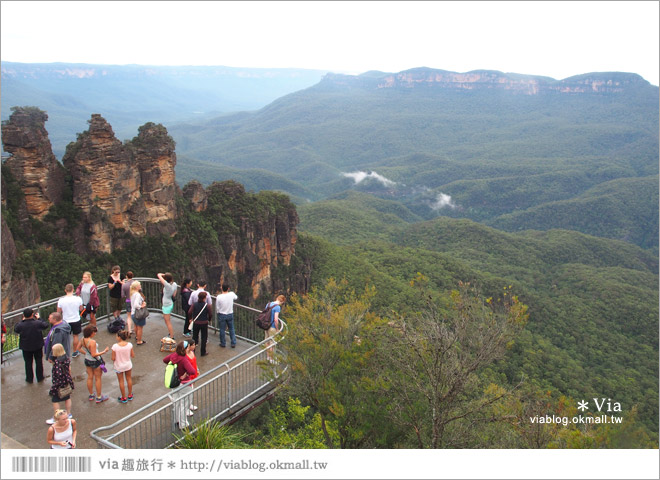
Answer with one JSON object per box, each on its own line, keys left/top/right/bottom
{"left": 1, "top": 1, "right": 659, "bottom": 85}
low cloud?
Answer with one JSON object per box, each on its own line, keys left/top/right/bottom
{"left": 429, "top": 192, "right": 456, "bottom": 210}
{"left": 343, "top": 171, "right": 396, "bottom": 187}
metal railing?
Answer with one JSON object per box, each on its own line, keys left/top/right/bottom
{"left": 89, "top": 319, "right": 287, "bottom": 449}
{"left": 1, "top": 282, "right": 112, "bottom": 353}
{"left": 2, "top": 277, "right": 277, "bottom": 351}
{"left": 2, "top": 278, "right": 288, "bottom": 448}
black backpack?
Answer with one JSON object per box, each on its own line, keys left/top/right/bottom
{"left": 256, "top": 303, "right": 276, "bottom": 330}
{"left": 107, "top": 317, "right": 126, "bottom": 334}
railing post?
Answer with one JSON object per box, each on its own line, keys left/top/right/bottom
{"left": 105, "top": 282, "right": 111, "bottom": 322}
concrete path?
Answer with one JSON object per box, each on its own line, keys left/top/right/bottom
{"left": 1, "top": 314, "right": 251, "bottom": 449}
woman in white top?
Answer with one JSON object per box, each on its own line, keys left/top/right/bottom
{"left": 130, "top": 281, "right": 148, "bottom": 345}
{"left": 47, "top": 409, "right": 77, "bottom": 448}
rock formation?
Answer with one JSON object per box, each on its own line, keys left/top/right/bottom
{"left": 1, "top": 107, "right": 65, "bottom": 219}
{"left": 195, "top": 181, "right": 299, "bottom": 300}
{"left": 182, "top": 180, "right": 208, "bottom": 212}
{"left": 61, "top": 114, "right": 179, "bottom": 253}
{"left": 2, "top": 109, "right": 304, "bottom": 310}
{"left": 1, "top": 175, "right": 41, "bottom": 311}
{"left": 131, "top": 122, "right": 178, "bottom": 236}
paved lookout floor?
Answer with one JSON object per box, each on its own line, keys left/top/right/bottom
{"left": 1, "top": 314, "right": 252, "bottom": 449}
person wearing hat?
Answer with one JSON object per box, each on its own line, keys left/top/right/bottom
{"left": 14, "top": 308, "right": 49, "bottom": 383}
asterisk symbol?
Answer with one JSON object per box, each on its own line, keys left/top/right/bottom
{"left": 167, "top": 461, "right": 176, "bottom": 469}
{"left": 577, "top": 400, "right": 589, "bottom": 411}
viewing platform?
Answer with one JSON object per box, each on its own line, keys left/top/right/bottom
{"left": 1, "top": 279, "right": 287, "bottom": 449}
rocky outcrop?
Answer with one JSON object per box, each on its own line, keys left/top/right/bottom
{"left": 195, "top": 181, "right": 299, "bottom": 300}
{"left": 182, "top": 180, "right": 208, "bottom": 212}
{"left": 62, "top": 114, "right": 146, "bottom": 252}
{"left": 321, "top": 68, "right": 651, "bottom": 96}
{"left": 2, "top": 110, "right": 305, "bottom": 311}
{"left": 1, "top": 107, "right": 65, "bottom": 219}
{"left": 61, "top": 114, "right": 179, "bottom": 253}
{"left": 0, "top": 177, "right": 41, "bottom": 312}
{"left": 131, "top": 122, "right": 178, "bottom": 236}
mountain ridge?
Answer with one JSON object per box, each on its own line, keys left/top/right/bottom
{"left": 319, "top": 68, "right": 653, "bottom": 95}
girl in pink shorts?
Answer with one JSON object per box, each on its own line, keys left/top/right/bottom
{"left": 111, "top": 330, "right": 135, "bottom": 403}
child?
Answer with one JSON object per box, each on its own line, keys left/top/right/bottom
{"left": 111, "top": 330, "right": 135, "bottom": 403}
{"left": 46, "top": 343, "right": 74, "bottom": 424}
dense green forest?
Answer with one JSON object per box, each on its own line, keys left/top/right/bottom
{"left": 169, "top": 70, "right": 658, "bottom": 251}
{"left": 287, "top": 220, "right": 659, "bottom": 437}
{"left": 2, "top": 68, "right": 658, "bottom": 448}
{"left": 6, "top": 155, "right": 657, "bottom": 446}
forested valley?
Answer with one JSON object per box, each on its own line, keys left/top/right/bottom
{"left": 2, "top": 67, "right": 657, "bottom": 448}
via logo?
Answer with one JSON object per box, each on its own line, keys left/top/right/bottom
{"left": 593, "top": 398, "right": 622, "bottom": 412}
{"left": 578, "top": 398, "right": 622, "bottom": 412}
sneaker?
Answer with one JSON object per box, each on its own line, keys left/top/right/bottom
{"left": 231, "top": 344, "right": 236, "bottom": 348}
{"left": 88, "top": 394, "right": 96, "bottom": 401}
{"left": 45, "top": 417, "right": 55, "bottom": 425}
{"left": 118, "top": 397, "right": 127, "bottom": 403}
{"left": 219, "top": 344, "right": 226, "bottom": 348}
{"left": 96, "top": 395, "right": 109, "bottom": 403}
{"left": 71, "top": 351, "right": 80, "bottom": 358}
{"left": 187, "top": 410, "right": 195, "bottom": 417}
{"left": 189, "top": 405, "right": 198, "bottom": 411}
{"left": 183, "top": 333, "right": 191, "bottom": 337}
{"left": 127, "top": 394, "right": 134, "bottom": 401}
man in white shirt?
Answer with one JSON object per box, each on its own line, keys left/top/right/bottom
{"left": 188, "top": 280, "right": 213, "bottom": 308}
{"left": 56, "top": 283, "right": 84, "bottom": 357}
{"left": 216, "top": 284, "right": 238, "bottom": 348}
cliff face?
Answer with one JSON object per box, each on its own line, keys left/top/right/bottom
{"left": 1, "top": 107, "right": 65, "bottom": 219}
{"left": 322, "top": 69, "right": 651, "bottom": 95}
{"left": 61, "top": 115, "right": 177, "bottom": 252}
{"left": 2, "top": 109, "right": 304, "bottom": 310}
{"left": 0, "top": 175, "right": 41, "bottom": 311}
{"left": 196, "top": 181, "right": 299, "bottom": 301}
{"left": 132, "top": 122, "right": 178, "bottom": 236}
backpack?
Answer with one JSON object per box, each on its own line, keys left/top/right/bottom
{"left": 164, "top": 361, "right": 180, "bottom": 389}
{"left": 107, "top": 316, "right": 126, "bottom": 334}
{"left": 256, "top": 303, "right": 276, "bottom": 330}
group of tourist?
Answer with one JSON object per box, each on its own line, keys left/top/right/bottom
{"left": 10, "top": 265, "right": 286, "bottom": 447}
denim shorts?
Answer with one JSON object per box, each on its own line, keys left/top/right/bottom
{"left": 84, "top": 358, "right": 103, "bottom": 369}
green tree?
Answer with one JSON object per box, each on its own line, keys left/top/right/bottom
{"left": 252, "top": 397, "right": 337, "bottom": 448}
{"left": 283, "top": 278, "right": 386, "bottom": 448}
{"left": 378, "top": 281, "right": 529, "bottom": 448}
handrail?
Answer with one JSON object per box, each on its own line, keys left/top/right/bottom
{"left": 2, "top": 277, "right": 277, "bottom": 353}
{"left": 3, "top": 277, "right": 289, "bottom": 449}
{"left": 81, "top": 278, "right": 289, "bottom": 449}
{"left": 89, "top": 319, "right": 287, "bottom": 448}
{"left": 2, "top": 283, "right": 112, "bottom": 354}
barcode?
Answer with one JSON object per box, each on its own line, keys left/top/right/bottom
{"left": 11, "top": 456, "right": 92, "bottom": 472}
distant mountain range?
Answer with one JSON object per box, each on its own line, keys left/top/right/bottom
{"left": 168, "top": 68, "right": 659, "bottom": 250}
{"left": 2, "top": 63, "right": 658, "bottom": 250}
{"left": 1, "top": 61, "right": 330, "bottom": 157}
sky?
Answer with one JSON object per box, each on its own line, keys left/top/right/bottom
{"left": 1, "top": 1, "right": 659, "bottom": 85}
